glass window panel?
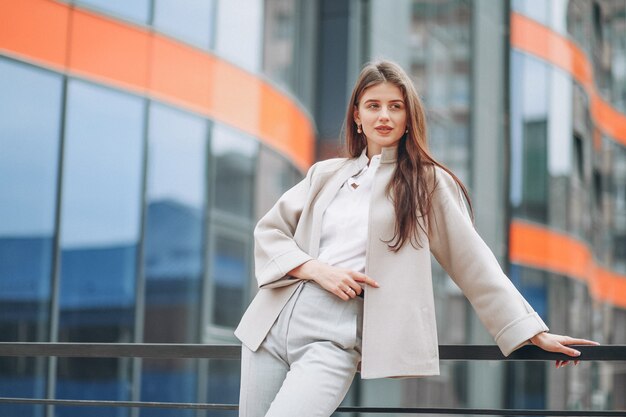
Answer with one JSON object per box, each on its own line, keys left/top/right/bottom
{"left": 547, "top": 63, "right": 574, "bottom": 231}
{"left": 75, "top": 0, "right": 150, "bottom": 24}
{"left": 56, "top": 80, "right": 145, "bottom": 413}
{"left": 214, "top": 0, "right": 263, "bottom": 71}
{"left": 210, "top": 230, "right": 248, "bottom": 328}
{"left": 522, "top": 120, "right": 548, "bottom": 221}
{"left": 263, "top": 0, "right": 297, "bottom": 89}
{"left": 254, "top": 147, "right": 299, "bottom": 220}
{"left": 211, "top": 124, "right": 258, "bottom": 219}
{"left": 140, "top": 104, "right": 208, "bottom": 414}
{"left": 510, "top": 52, "right": 524, "bottom": 207}
{"left": 153, "top": 0, "right": 215, "bottom": 49}
{"left": 511, "top": 53, "right": 550, "bottom": 222}
{"left": 512, "top": 0, "right": 550, "bottom": 26}
{"left": 140, "top": 358, "right": 197, "bottom": 417}
{"left": 549, "top": 0, "right": 569, "bottom": 35}
{"left": 206, "top": 359, "right": 240, "bottom": 417}
{"left": 0, "top": 58, "right": 62, "bottom": 415}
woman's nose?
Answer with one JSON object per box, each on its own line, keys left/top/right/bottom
{"left": 379, "top": 108, "right": 390, "bottom": 120}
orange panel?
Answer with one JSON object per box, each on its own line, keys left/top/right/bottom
{"left": 150, "top": 36, "right": 214, "bottom": 112}
{"left": 511, "top": 12, "right": 626, "bottom": 145}
{"left": 595, "top": 268, "right": 626, "bottom": 309}
{"left": 69, "top": 8, "right": 149, "bottom": 92}
{"left": 591, "top": 92, "right": 626, "bottom": 142}
{"left": 510, "top": 220, "right": 626, "bottom": 309}
{"left": 509, "top": 220, "right": 591, "bottom": 282}
{"left": 209, "top": 58, "right": 263, "bottom": 136}
{"left": 0, "top": 0, "right": 68, "bottom": 69}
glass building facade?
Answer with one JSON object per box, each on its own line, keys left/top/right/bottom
{"left": 510, "top": 0, "right": 626, "bottom": 411}
{"left": 0, "top": 1, "right": 308, "bottom": 416}
{"left": 0, "top": 0, "right": 625, "bottom": 416}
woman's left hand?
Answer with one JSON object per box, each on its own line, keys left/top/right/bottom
{"left": 529, "top": 332, "right": 600, "bottom": 368}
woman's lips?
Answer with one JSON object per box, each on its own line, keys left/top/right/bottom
{"left": 375, "top": 126, "right": 393, "bottom": 134}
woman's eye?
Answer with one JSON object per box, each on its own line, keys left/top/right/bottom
{"left": 368, "top": 104, "right": 379, "bottom": 109}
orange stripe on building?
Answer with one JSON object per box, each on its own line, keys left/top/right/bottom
{"left": 0, "top": 0, "right": 314, "bottom": 170}
{"left": 510, "top": 220, "right": 626, "bottom": 309}
{"left": 511, "top": 12, "right": 626, "bottom": 146}
{"left": 69, "top": 8, "right": 150, "bottom": 93}
{"left": 0, "top": 0, "right": 69, "bottom": 70}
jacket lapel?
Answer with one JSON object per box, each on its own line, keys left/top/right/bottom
{"left": 308, "top": 154, "right": 368, "bottom": 258}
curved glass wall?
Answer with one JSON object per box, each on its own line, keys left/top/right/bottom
{"left": 0, "top": 46, "right": 304, "bottom": 415}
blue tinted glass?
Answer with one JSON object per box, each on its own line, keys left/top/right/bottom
{"left": 76, "top": 0, "right": 150, "bottom": 24}
{"left": 211, "top": 124, "right": 258, "bottom": 219}
{"left": 206, "top": 359, "right": 239, "bottom": 417}
{"left": 211, "top": 231, "right": 247, "bottom": 327}
{"left": 140, "top": 104, "right": 207, "bottom": 415}
{"left": 153, "top": 0, "right": 215, "bottom": 49}
{"left": 56, "top": 80, "right": 145, "bottom": 414}
{"left": 214, "top": 0, "right": 263, "bottom": 71}
{"left": 0, "top": 58, "right": 62, "bottom": 415}
{"left": 512, "top": 0, "right": 550, "bottom": 26}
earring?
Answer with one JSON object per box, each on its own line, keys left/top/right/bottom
{"left": 357, "top": 124, "right": 362, "bottom": 134}
{"left": 405, "top": 127, "right": 409, "bottom": 134}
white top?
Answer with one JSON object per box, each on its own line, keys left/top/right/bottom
{"left": 317, "top": 150, "right": 381, "bottom": 274}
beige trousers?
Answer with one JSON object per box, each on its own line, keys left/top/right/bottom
{"left": 238, "top": 280, "right": 364, "bottom": 417}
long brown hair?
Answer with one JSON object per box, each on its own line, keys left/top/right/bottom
{"left": 344, "top": 60, "right": 474, "bottom": 251}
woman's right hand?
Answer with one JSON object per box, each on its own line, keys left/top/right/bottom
{"left": 288, "top": 259, "right": 380, "bottom": 300}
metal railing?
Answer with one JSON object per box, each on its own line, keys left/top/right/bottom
{"left": 0, "top": 342, "right": 625, "bottom": 415}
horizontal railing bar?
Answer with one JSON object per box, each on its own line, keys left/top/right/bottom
{"left": 0, "top": 398, "right": 624, "bottom": 415}
{"left": 0, "top": 343, "right": 238, "bottom": 359}
{"left": 0, "top": 397, "right": 234, "bottom": 410}
{"left": 0, "top": 343, "right": 624, "bottom": 361}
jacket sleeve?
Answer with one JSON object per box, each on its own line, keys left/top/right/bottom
{"left": 252, "top": 162, "right": 318, "bottom": 289}
{"left": 428, "top": 167, "right": 549, "bottom": 356}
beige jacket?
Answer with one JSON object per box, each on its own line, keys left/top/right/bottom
{"left": 234, "top": 145, "right": 549, "bottom": 379}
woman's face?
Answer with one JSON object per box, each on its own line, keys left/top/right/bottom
{"left": 353, "top": 82, "right": 407, "bottom": 156}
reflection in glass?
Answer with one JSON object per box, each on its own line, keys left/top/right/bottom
{"left": 210, "top": 230, "right": 248, "bottom": 328}
{"left": 214, "top": 0, "right": 263, "bottom": 71}
{"left": 56, "top": 80, "right": 145, "bottom": 416}
{"left": 511, "top": 0, "right": 550, "bottom": 26}
{"left": 211, "top": 124, "right": 258, "bottom": 219}
{"left": 255, "top": 146, "right": 300, "bottom": 219}
{"left": 510, "top": 52, "right": 549, "bottom": 222}
{"left": 0, "top": 58, "right": 62, "bottom": 416}
{"left": 263, "top": 0, "right": 297, "bottom": 89}
{"left": 140, "top": 104, "right": 208, "bottom": 415}
{"left": 75, "top": 0, "right": 150, "bottom": 24}
{"left": 153, "top": 0, "right": 215, "bottom": 49}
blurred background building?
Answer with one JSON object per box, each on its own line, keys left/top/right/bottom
{"left": 0, "top": 0, "right": 624, "bottom": 416}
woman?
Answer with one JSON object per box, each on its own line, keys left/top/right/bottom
{"left": 234, "top": 60, "right": 598, "bottom": 417}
